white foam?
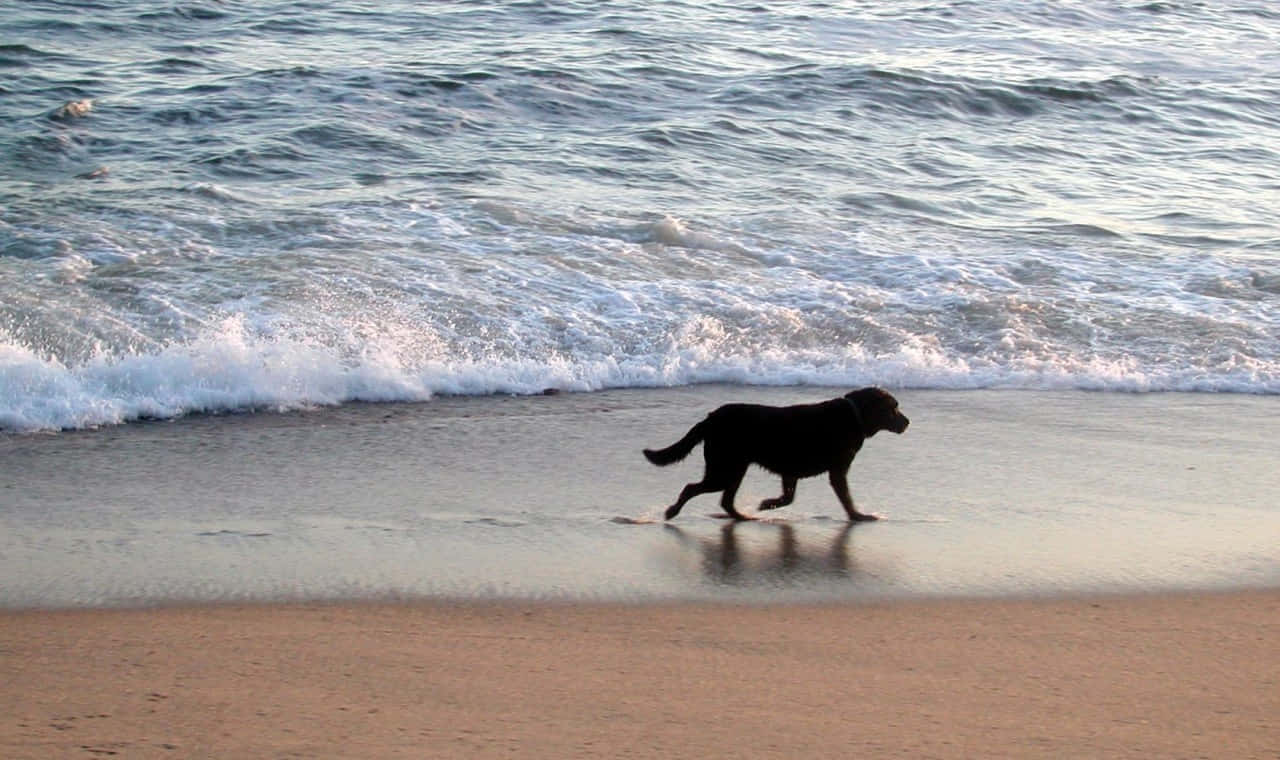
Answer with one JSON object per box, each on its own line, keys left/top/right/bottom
{"left": 647, "top": 216, "right": 747, "bottom": 254}
{"left": 4, "top": 198, "right": 1278, "bottom": 433}
{"left": 4, "top": 307, "right": 1277, "bottom": 433}
{"left": 0, "top": 317, "right": 428, "bottom": 432}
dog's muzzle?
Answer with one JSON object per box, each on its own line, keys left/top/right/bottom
{"left": 892, "top": 414, "right": 910, "bottom": 434}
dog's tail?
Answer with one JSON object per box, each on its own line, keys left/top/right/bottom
{"left": 643, "top": 419, "right": 708, "bottom": 466}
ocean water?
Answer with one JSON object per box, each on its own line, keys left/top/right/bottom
{"left": 3, "top": 1, "right": 1278, "bottom": 433}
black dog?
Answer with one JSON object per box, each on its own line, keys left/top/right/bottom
{"left": 644, "top": 388, "right": 909, "bottom": 521}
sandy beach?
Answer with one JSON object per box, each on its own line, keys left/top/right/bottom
{"left": 3, "top": 388, "right": 1279, "bottom": 757}
{"left": 6, "top": 0, "right": 1279, "bottom": 754}
{"left": 3, "top": 592, "right": 1277, "bottom": 759}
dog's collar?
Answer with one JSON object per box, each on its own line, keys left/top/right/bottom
{"left": 843, "top": 396, "right": 866, "bottom": 436}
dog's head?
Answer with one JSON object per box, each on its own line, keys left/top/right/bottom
{"left": 845, "top": 387, "right": 909, "bottom": 437}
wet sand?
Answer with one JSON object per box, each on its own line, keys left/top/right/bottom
{"left": 2, "top": 591, "right": 1277, "bottom": 759}
{"left": 3, "top": 388, "right": 1279, "bottom": 606}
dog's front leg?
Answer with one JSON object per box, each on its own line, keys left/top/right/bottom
{"left": 828, "top": 468, "right": 878, "bottom": 521}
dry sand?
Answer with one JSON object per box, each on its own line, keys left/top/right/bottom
{"left": 3, "top": 591, "right": 1276, "bottom": 759}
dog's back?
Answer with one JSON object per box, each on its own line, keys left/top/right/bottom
{"left": 703, "top": 399, "right": 861, "bottom": 477}
{"left": 646, "top": 398, "right": 861, "bottom": 476}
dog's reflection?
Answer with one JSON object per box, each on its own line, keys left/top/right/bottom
{"left": 664, "top": 521, "right": 860, "bottom": 587}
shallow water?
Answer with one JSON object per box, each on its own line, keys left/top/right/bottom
{"left": 3, "top": 2, "right": 1280, "bottom": 432}
{"left": 3, "top": 388, "right": 1276, "bottom": 607}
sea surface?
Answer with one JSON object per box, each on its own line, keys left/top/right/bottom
{"left": 3, "top": 1, "right": 1279, "bottom": 433}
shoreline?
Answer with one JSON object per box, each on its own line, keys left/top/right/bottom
{"left": 4, "top": 589, "right": 1277, "bottom": 759}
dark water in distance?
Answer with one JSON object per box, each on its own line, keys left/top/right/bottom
{"left": 3, "top": 1, "right": 1280, "bottom": 431}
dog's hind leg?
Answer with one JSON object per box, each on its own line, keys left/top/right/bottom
{"left": 759, "top": 476, "right": 797, "bottom": 511}
{"left": 664, "top": 480, "right": 717, "bottom": 520}
{"left": 718, "top": 464, "right": 751, "bottom": 520}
